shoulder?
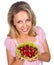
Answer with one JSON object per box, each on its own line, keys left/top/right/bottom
{"left": 4, "top": 36, "right": 16, "bottom": 50}
{"left": 35, "top": 26, "right": 46, "bottom": 43}
{"left": 4, "top": 36, "right": 14, "bottom": 44}
{"left": 4, "top": 36, "right": 17, "bottom": 57}
{"left": 35, "top": 26, "right": 46, "bottom": 35}
{"left": 36, "top": 26, "right": 45, "bottom": 33}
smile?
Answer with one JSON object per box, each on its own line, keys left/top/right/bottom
{"left": 22, "top": 28, "right": 28, "bottom": 32}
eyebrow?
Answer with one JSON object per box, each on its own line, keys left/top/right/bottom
{"left": 17, "top": 20, "right": 22, "bottom": 23}
{"left": 17, "top": 18, "right": 31, "bottom": 23}
{"left": 26, "top": 18, "right": 31, "bottom": 21}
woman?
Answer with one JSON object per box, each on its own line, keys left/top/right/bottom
{"left": 4, "top": 1, "right": 51, "bottom": 65}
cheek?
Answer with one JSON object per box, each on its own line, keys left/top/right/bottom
{"left": 28, "top": 23, "right": 32, "bottom": 28}
{"left": 27, "top": 22, "right": 32, "bottom": 26}
{"left": 18, "top": 24, "right": 23, "bottom": 28}
{"left": 15, "top": 24, "right": 22, "bottom": 31}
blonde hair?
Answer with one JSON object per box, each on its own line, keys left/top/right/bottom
{"left": 7, "top": 1, "right": 36, "bottom": 38}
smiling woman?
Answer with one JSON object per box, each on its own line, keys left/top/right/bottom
{"left": 7, "top": 1, "right": 36, "bottom": 38}
{"left": 4, "top": 1, "right": 51, "bottom": 65}
{"left": 13, "top": 11, "right": 32, "bottom": 36}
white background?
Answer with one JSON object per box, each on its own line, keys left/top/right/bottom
{"left": 0, "top": 0, "right": 54, "bottom": 65}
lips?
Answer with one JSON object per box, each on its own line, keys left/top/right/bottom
{"left": 22, "top": 28, "right": 28, "bottom": 32}
{"left": 22, "top": 29, "right": 28, "bottom": 32}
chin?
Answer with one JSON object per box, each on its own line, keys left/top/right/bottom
{"left": 22, "top": 31, "right": 29, "bottom": 35}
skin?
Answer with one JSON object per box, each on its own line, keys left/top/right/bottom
{"left": 6, "top": 11, "right": 51, "bottom": 65}
{"left": 13, "top": 11, "right": 32, "bottom": 37}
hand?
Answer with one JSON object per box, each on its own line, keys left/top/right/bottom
{"left": 16, "top": 54, "right": 24, "bottom": 62}
{"left": 16, "top": 54, "right": 21, "bottom": 60}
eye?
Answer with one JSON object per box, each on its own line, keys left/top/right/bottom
{"left": 26, "top": 19, "right": 31, "bottom": 22}
{"left": 17, "top": 20, "right": 22, "bottom": 23}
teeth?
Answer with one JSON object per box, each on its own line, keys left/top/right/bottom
{"left": 22, "top": 29, "right": 28, "bottom": 32}
{"left": 23, "top": 29, "right": 27, "bottom": 32}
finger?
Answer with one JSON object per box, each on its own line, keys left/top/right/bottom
{"left": 20, "top": 57, "right": 24, "bottom": 61}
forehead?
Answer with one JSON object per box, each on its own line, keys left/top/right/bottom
{"left": 14, "top": 11, "right": 29, "bottom": 21}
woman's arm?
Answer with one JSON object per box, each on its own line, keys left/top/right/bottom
{"left": 6, "top": 49, "right": 24, "bottom": 65}
{"left": 38, "top": 39, "right": 51, "bottom": 62}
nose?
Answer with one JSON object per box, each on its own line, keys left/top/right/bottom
{"left": 23, "top": 22, "right": 27, "bottom": 28}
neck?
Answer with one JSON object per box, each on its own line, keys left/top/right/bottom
{"left": 19, "top": 34, "right": 29, "bottom": 39}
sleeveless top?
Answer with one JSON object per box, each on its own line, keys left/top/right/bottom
{"left": 4, "top": 26, "right": 46, "bottom": 65}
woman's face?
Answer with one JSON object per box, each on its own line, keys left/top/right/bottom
{"left": 13, "top": 11, "right": 32, "bottom": 36}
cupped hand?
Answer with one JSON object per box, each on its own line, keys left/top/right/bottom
{"left": 16, "top": 54, "right": 24, "bottom": 61}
